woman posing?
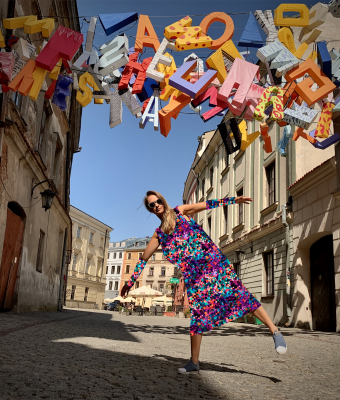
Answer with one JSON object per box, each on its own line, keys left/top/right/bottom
{"left": 121, "top": 191, "right": 287, "bottom": 374}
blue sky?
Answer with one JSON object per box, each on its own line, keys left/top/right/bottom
{"left": 72, "top": 0, "right": 311, "bottom": 241}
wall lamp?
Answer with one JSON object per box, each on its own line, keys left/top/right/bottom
{"left": 31, "top": 179, "right": 56, "bottom": 212}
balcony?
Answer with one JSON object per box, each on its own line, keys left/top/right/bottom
{"left": 68, "top": 270, "right": 104, "bottom": 283}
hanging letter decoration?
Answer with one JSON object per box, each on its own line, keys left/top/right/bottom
{"left": 314, "top": 102, "right": 335, "bottom": 138}
{"left": 135, "top": 15, "right": 160, "bottom": 53}
{"left": 36, "top": 26, "right": 83, "bottom": 72}
{"left": 159, "top": 93, "right": 192, "bottom": 137}
{"left": 98, "top": 34, "right": 129, "bottom": 76}
{"left": 218, "top": 118, "right": 242, "bottom": 155}
{"left": 283, "top": 102, "right": 319, "bottom": 129}
{"left": 52, "top": 74, "right": 73, "bottom": 111}
{"left": 253, "top": 86, "right": 284, "bottom": 122}
{"left": 164, "top": 16, "right": 213, "bottom": 51}
{"left": 98, "top": 13, "right": 138, "bottom": 36}
{"left": 285, "top": 59, "right": 336, "bottom": 106}
{"left": 169, "top": 60, "right": 217, "bottom": 99}
{"left": 146, "top": 38, "right": 174, "bottom": 82}
{"left": 277, "top": 125, "right": 293, "bottom": 157}
{"left": 118, "top": 52, "right": 152, "bottom": 94}
{"left": 139, "top": 88, "right": 160, "bottom": 131}
{"left": 199, "top": 12, "right": 234, "bottom": 50}
{"left": 274, "top": 4, "right": 309, "bottom": 27}
{"left": 3, "top": 15, "right": 54, "bottom": 37}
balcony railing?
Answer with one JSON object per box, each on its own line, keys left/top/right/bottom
{"left": 68, "top": 270, "right": 104, "bottom": 283}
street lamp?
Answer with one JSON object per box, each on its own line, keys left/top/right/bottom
{"left": 31, "top": 179, "right": 56, "bottom": 211}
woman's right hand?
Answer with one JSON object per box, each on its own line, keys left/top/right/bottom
{"left": 121, "top": 284, "right": 130, "bottom": 298}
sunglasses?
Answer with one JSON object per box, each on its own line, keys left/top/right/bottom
{"left": 148, "top": 199, "right": 163, "bottom": 209}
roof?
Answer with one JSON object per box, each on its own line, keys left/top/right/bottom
{"left": 70, "top": 205, "right": 113, "bottom": 231}
{"left": 287, "top": 156, "right": 335, "bottom": 191}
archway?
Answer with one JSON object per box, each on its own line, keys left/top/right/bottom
{"left": 0, "top": 202, "right": 26, "bottom": 310}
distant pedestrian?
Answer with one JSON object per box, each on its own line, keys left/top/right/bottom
{"left": 122, "top": 191, "right": 287, "bottom": 374}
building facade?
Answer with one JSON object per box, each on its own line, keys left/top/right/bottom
{"left": 66, "top": 206, "right": 112, "bottom": 309}
{"left": 0, "top": 0, "right": 82, "bottom": 312}
{"left": 105, "top": 238, "right": 134, "bottom": 300}
{"left": 181, "top": 12, "right": 340, "bottom": 331}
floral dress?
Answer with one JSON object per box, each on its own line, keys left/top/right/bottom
{"left": 156, "top": 205, "right": 261, "bottom": 336}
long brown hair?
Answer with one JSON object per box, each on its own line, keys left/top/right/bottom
{"left": 144, "top": 190, "right": 176, "bottom": 234}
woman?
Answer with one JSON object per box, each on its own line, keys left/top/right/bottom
{"left": 121, "top": 191, "right": 287, "bottom": 374}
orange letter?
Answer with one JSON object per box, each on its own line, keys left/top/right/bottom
{"left": 159, "top": 94, "right": 191, "bottom": 137}
{"left": 200, "top": 12, "right": 234, "bottom": 50}
{"left": 135, "top": 15, "right": 160, "bottom": 53}
{"left": 8, "top": 59, "right": 36, "bottom": 96}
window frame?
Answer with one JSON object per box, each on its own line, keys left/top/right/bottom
{"left": 111, "top": 265, "right": 115, "bottom": 275}
{"left": 266, "top": 162, "right": 276, "bottom": 207}
{"left": 126, "top": 265, "right": 130, "bottom": 274}
{"left": 209, "top": 166, "right": 214, "bottom": 188}
{"left": 264, "top": 251, "right": 274, "bottom": 296}
{"left": 223, "top": 203, "right": 228, "bottom": 235}
{"left": 236, "top": 188, "right": 244, "bottom": 225}
{"left": 114, "top": 281, "right": 118, "bottom": 291}
{"left": 207, "top": 216, "right": 212, "bottom": 237}
{"left": 36, "top": 229, "right": 45, "bottom": 273}
{"left": 109, "top": 281, "right": 113, "bottom": 290}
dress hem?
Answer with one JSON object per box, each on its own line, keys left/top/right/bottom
{"left": 190, "top": 301, "right": 261, "bottom": 336}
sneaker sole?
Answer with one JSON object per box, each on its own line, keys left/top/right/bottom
{"left": 276, "top": 345, "right": 287, "bottom": 354}
{"left": 178, "top": 369, "right": 200, "bottom": 375}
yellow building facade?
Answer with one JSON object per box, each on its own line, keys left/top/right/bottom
{"left": 66, "top": 206, "right": 113, "bottom": 309}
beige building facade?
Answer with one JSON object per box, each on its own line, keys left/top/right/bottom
{"left": 66, "top": 206, "right": 112, "bottom": 309}
{"left": 183, "top": 12, "right": 340, "bottom": 331}
{"left": 0, "top": 0, "right": 82, "bottom": 312}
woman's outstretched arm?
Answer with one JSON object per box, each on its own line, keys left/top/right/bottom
{"left": 178, "top": 196, "right": 252, "bottom": 216}
{"left": 121, "top": 231, "right": 159, "bottom": 297}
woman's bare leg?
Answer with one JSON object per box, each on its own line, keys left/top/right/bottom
{"left": 253, "top": 306, "right": 278, "bottom": 334}
{"left": 191, "top": 333, "right": 203, "bottom": 364}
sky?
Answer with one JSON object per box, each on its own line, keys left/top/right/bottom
{"left": 71, "top": 0, "right": 313, "bottom": 242}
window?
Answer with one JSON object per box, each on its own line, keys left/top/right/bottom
{"left": 72, "top": 253, "right": 77, "bottom": 270}
{"left": 162, "top": 254, "right": 166, "bottom": 260}
{"left": 107, "top": 253, "right": 110, "bottom": 259}
{"left": 135, "top": 242, "right": 138, "bottom": 247}
{"left": 149, "top": 267, "right": 154, "bottom": 276}
{"left": 109, "top": 281, "right": 113, "bottom": 290}
{"left": 111, "top": 266, "right": 115, "bottom": 274}
{"left": 266, "top": 162, "right": 276, "bottom": 206}
{"left": 161, "top": 267, "right": 166, "bottom": 276}
{"left": 139, "top": 252, "right": 143, "bottom": 259}
{"left": 159, "top": 283, "right": 164, "bottom": 293}
{"left": 225, "top": 150, "right": 229, "bottom": 168}
{"left": 128, "top": 253, "right": 131, "bottom": 259}
{"left": 210, "top": 166, "right": 214, "bottom": 188}
{"left": 126, "top": 265, "right": 130, "bottom": 274}
{"left": 85, "top": 258, "right": 90, "bottom": 274}
{"left": 100, "top": 237, "right": 104, "bottom": 248}
{"left": 113, "top": 253, "right": 117, "bottom": 259}
{"left": 36, "top": 230, "right": 45, "bottom": 273}
{"left": 84, "top": 287, "right": 89, "bottom": 301}
{"left": 152, "top": 254, "right": 156, "bottom": 261}
{"left": 71, "top": 285, "right": 76, "bottom": 300}
{"left": 117, "top": 265, "right": 121, "bottom": 274}
{"left": 195, "top": 186, "right": 199, "bottom": 203}
{"left": 207, "top": 217, "right": 212, "bottom": 237}
{"left": 233, "top": 262, "right": 240, "bottom": 277}
{"left": 106, "top": 265, "right": 108, "bottom": 274}
{"left": 13, "top": 91, "right": 23, "bottom": 111}
{"left": 89, "top": 232, "right": 94, "bottom": 244}
{"left": 223, "top": 204, "right": 228, "bottom": 234}
{"left": 237, "top": 188, "right": 244, "bottom": 225}
{"left": 265, "top": 252, "right": 274, "bottom": 296}
{"left": 114, "top": 281, "right": 118, "bottom": 290}
{"left": 135, "top": 281, "right": 140, "bottom": 289}
{"left": 76, "top": 226, "right": 82, "bottom": 239}
{"left": 201, "top": 178, "right": 205, "bottom": 197}
{"left": 38, "top": 107, "right": 48, "bottom": 156}
{"left": 119, "top": 252, "right": 122, "bottom": 258}
{"left": 52, "top": 134, "right": 62, "bottom": 187}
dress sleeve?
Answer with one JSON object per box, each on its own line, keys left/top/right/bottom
{"left": 206, "top": 197, "right": 236, "bottom": 210}
{"left": 126, "top": 259, "right": 147, "bottom": 288}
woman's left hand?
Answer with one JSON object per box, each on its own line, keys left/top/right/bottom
{"left": 235, "top": 196, "right": 253, "bottom": 204}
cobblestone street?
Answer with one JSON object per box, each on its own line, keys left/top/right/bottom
{"left": 0, "top": 308, "right": 339, "bottom": 400}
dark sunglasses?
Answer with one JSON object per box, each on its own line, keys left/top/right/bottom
{"left": 148, "top": 199, "right": 163, "bottom": 209}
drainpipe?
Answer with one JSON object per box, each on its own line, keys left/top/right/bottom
{"left": 58, "top": 227, "right": 68, "bottom": 311}
{"left": 282, "top": 205, "right": 292, "bottom": 325}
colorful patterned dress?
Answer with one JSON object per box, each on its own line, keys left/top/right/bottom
{"left": 128, "top": 199, "right": 261, "bottom": 336}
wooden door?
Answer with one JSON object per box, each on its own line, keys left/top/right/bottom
{"left": 0, "top": 208, "right": 25, "bottom": 310}
{"left": 310, "top": 235, "right": 336, "bottom": 332}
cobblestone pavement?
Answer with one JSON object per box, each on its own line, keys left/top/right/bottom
{"left": 0, "top": 308, "right": 340, "bottom": 400}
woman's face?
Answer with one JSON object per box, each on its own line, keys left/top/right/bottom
{"left": 147, "top": 194, "right": 165, "bottom": 216}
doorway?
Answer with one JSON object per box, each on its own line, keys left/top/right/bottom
{"left": 310, "top": 235, "right": 336, "bottom": 331}
{"left": 0, "top": 202, "right": 26, "bottom": 310}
